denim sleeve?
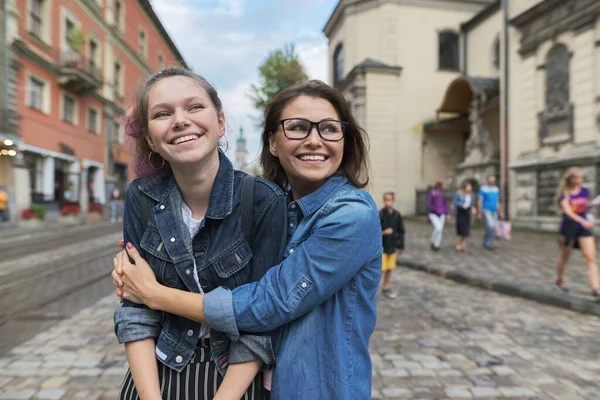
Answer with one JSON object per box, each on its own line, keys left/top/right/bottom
{"left": 204, "top": 192, "right": 382, "bottom": 335}
{"left": 113, "top": 185, "right": 162, "bottom": 343}
{"left": 228, "top": 334, "right": 275, "bottom": 367}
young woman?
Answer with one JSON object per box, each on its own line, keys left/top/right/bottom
{"left": 113, "top": 66, "right": 287, "bottom": 400}
{"left": 113, "top": 80, "right": 383, "bottom": 399}
{"left": 554, "top": 167, "right": 600, "bottom": 299}
{"left": 427, "top": 180, "right": 450, "bottom": 251}
{"left": 453, "top": 182, "right": 475, "bottom": 252}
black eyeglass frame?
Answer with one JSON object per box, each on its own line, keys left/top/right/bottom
{"left": 278, "top": 118, "right": 347, "bottom": 142}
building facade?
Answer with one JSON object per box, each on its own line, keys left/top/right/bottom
{"left": 323, "top": 0, "right": 496, "bottom": 214}
{"left": 2, "top": 0, "right": 185, "bottom": 223}
{"left": 508, "top": 0, "right": 600, "bottom": 231}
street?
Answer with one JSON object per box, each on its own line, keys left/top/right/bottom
{"left": 0, "top": 224, "right": 599, "bottom": 399}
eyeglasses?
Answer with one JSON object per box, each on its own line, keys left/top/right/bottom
{"left": 279, "top": 118, "right": 346, "bottom": 142}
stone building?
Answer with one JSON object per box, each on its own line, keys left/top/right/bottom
{"left": 323, "top": 0, "right": 496, "bottom": 214}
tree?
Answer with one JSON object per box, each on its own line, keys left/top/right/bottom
{"left": 249, "top": 43, "right": 308, "bottom": 114}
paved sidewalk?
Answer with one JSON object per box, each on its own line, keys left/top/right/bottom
{"left": 2, "top": 269, "right": 600, "bottom": 399}
{"left": 398, "top": 219, "right": 600, "bottom": 316}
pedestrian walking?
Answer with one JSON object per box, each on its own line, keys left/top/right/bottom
{"left": 110, "top": 186, "right": 122, "bottom": 222}
{"left": 379, "top": 192, "right": 405, "bottom": 298}
{"left": 453, "top": 182, "right": 475, "bottom": 252}
{"left": 113, "top": 79, "right": 382, "bottom": 399}
{"left": 554, "top": 167, "right": 600, "bottom": 299}
{"left": 427, "top": 180, "right": 450, "bottom": 250}
{"left": 477, "top": 175, "right": 503, "bottom": 250}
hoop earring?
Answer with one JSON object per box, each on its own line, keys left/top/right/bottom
{"left": 148, "top": 151, "right": 165, "bottom": 169}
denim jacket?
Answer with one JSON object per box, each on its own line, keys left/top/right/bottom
{"left": 204, "top": 175, "right": 383, "bottom": 399}
{"left": 114, "top": 152, "right": 287, "bottom": 374}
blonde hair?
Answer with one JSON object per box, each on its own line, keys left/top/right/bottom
{"left": 555, "top": 167, "right": 582, "bottom": 210}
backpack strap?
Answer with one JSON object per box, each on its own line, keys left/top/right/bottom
{"left": 241, "top": 175, "right": 257, "bottom": 245}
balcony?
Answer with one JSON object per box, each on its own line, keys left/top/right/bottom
{"left": 57, "top": 51, "right": 102, "bottom": 94}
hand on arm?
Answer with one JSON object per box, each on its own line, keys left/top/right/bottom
{"left": 561, "top": 198, "right": 594, "bottom": 230}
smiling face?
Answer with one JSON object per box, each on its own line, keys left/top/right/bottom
{"left": 268, "top": 95, "right": 344, "bottom": 199}
{"left": 145, "top": 76, "right": 224, "bottom": 169}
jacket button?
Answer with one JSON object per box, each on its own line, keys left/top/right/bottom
{"left": 175, "top": 355, "right": 183, "bottom": 363}
{"left": 170, "top": 237, "right": 176, "bottom": 242}
{"left": 160, "top": 205, "right": 165, "bottom": 210}
{"left": 301, "top": 282, "right": 308, "bottom": 288}
{"left": 186, "top": 269, "right": 191, "bottom": 275}
{"left": 187, "top": 329, "right": 194, "bottom": 337}
{"left": 291, "top": 203, "right": 296, "bottom": 209}
{"left": 289, "top": 248, "right": 295, "bottom": 254}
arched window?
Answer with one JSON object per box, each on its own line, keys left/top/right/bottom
{"left": 492, "top": 36, "right": 500, "bottom": 71}
{"left": 545, "top": 44, "right": 570, "bottom": 114}
{"left": 333, "top": 44, "right": 344, "bottom": 86}
{"left": 439, "top": 30, "right": 459, "bottom": 71}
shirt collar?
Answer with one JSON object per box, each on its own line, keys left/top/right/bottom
{"left": 138, "top": 151, "right": 235, "bottom": 220}
{"left": 292, "top": 174, "right": 348, "bottom": 217}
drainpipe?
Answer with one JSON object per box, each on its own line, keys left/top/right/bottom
{"left": 502, "top": 0, "right": 510, "bottom": 218}
{"left": 1, "top": 0, "right": 8, "bottom": 114}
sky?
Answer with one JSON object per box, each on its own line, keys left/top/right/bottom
{"left": 151, "top": 0, "right": 339, "bottom": 164}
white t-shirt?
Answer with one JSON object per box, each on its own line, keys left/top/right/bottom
{"left": 463, "top": 194, "right": 472, "bottom": 208}
{"left": 181, "top": 202, "right": 211, "bottom": 339}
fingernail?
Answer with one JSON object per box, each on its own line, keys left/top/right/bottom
{"left": 126, "top": 242, "right": 133, "bottom": 249}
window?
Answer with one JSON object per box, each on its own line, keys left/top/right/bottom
{"left": 87, "top": 108, "right": 98, "bottom": 133}
{"left": 545, "top": 44, "right": 570, "bottom": 114}
{"left": 114, "top": 0, "right": 122, "bottom": 27}
{"left": 89, "top": 40, "right": 98, "bottom": 69}
{"left": 333, "top": 44, "right": 344, "bottom": 86}
{"left": 29, "top": 0, "right": 43, "bottom": 38}
{"left": 139, "top": 29, "right": 147, "bottom": 58}
{"left": 29, "top": 77, "right": 44, "bottom": 111}
{"left": 62, "top": 94, "right": 76, "bottom": 124}
{"left": 539, "top": 43, "right": 573, "bottom": 143}
{"left": 113, "top": 61, "right": 121, "bottom": 97}
{"left": 113, "top": 120, "right": 124, "bottom": 143}
{"left": 492, "top": 36, "right": 500, "bottom": 71}
{"left": 439, "top": 31, "right": 459, "bottom": 71}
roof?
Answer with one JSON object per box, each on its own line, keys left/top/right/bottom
{"left": 461, "top": 0, "right": 501, "bottom": 32}
{"left": 138, "top": 0, "right": 187, "bottom": 67}
{"left": 336, "top": 58, "right": 402, "bottom": 90}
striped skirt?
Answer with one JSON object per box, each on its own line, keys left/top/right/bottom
{"left": 119, "top": 339, "right": 269, "bottom": 400}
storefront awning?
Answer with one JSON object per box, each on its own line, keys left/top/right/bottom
{"left": 438, "top": 76, "right": 499, "bottom": 115}
{"left": 21, "top": 143, "right": 78, "bottom": 162}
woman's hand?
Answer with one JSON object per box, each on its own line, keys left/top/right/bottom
{"left": 112, "top": 243, "right": 159, "bottom": 306}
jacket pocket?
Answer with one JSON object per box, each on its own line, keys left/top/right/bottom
{"left": 140, "top": 223, "right": 179, "bottom": 287}
{"left": 208, "top": 238, "right": 252, "bottom": 286}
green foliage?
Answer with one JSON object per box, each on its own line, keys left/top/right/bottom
{"left": 67, "top": 26, "right": 85, "bottom": 52}
{"left": 249, "top": 43, "right": 308, "bottom": 114}
{"left": 30, "top": 203, "right": 48, "bottom": 219}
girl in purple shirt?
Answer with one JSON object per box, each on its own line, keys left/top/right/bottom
{"left": 427, "top": 180, "right": 450, "bottom": 251}
{"left": 554, "top": 167, "right": 600, "bottom": 299}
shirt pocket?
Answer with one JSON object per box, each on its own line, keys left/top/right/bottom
{"left": 207, "top": 238, "right": 252, "bottom": 288}
{"left": 140, "top": 223, "right": 179, "bottom": 287}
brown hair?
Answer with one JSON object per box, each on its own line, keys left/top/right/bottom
{"left": 434, "top": 180, "right": 444, "bottom": 191}
{"left": 126, "top": 66, "right": 223, "bottom": 178}
{"left": 555, "top": 167, "right": 582, "bottom": 210}
{"left": 259, "top": 80, "right": 370, "bottom": 189}
{"left": 383, "top": 191, "right": 395, "bottom": 199}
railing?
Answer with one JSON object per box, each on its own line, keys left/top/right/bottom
{"left": 59, "top": 50, "right": 102, "bottom": 84}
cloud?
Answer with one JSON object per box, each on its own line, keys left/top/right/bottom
{"left": 151, "top": 0, "right": 337, "bottom": 161}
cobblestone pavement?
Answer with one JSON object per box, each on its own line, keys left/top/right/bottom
{"left": 1, "top": 269, "right": 600, "bottom": 399}
{"left": 398, "top": 220, "right": 600, "bottom": 313}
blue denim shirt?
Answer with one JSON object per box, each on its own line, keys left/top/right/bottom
{"left": 114, "top": 152, "right": 287, "bottom": 374}
{"left": 204, "top": 175, "right": 383, "bottom": 399}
